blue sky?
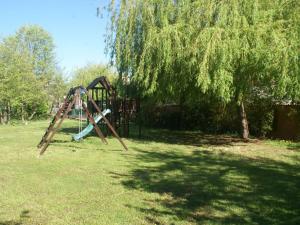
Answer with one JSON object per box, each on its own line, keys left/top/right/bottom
{"left": 0, "top": 0, "right": 110, "bottom": 74}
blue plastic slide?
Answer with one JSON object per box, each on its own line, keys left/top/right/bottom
{"left": 72, "top": 109, "right": 111, "bottom": 141}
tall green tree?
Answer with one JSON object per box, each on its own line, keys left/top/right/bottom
{"left": 0, "top": 35, "right": 46, "bottom": 122}
{"left": 106, "top": 0, "right": 300, "bottom": 138}
{"left": 15, "top": 25, "right": 56, "bottom": 82}
{"left": 14, "top": 25, "right": 66, "bottom": 112}
{"left": 0, "top": 25, "right": 65, "bottom": 122}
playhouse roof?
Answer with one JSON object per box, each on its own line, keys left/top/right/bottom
{"left": 86, "top": 76, "right": 113, "bottom": 95}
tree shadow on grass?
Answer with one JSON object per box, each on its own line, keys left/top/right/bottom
{"left": 112, "top": 148, "right": 300, "bottom": 224}
{"left": 62, "top": 125, "right": 251, "bottom": 147}
{"left": 0, "top": 222, "right": 21, "bottom": 225}
{"left": 130, "top": 129, "right": 256, "bottom": 147}
{"left": 0, "top": 210, "right": 30, "bottom": 225}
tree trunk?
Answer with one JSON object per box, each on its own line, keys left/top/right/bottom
{"left": 239, "top": 101, "right": 249, "bottom": 139}
{"left": 0, "top": 110, "right": 3, "bottom": 124}
{"left": 21, "top": 104, "right": 26, "bottom": 124}
{"left": 3, "top": 104, "right": 8, "bottom": 124}
{"left": 7, "top": 102, "right": 11, "bottom": 123}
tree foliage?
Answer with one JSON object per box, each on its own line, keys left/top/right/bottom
{"left": 70, "top": 64, "right": 117, "bottom": 88}
{"left": 106, "top": 0, "right": 300, "bottom": 137}
{"left": 0, "top": 25, "right": 66, "bottom": 123}
{"left": 107, "top": 0, "right": 299, "bottom": 100}
{"left": 15, "top": 25, "right": 56, "bottom": 80}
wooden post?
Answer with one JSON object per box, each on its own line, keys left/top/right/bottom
{"left": 122, "top": 100, "right": 125, "bottom": 137}
{"left": 137, "top": 98, "right": 142, "bottom": 138}
{"left": 124, "top": 100, "right": 129, "bottom": 137}
{"left": 105, "top": 89, "right": 109, "bottom": 135}
{"left": 101, "top": 88, "right": 104, "bottom": 110}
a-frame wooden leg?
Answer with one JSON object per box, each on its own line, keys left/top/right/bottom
{"left": 85, "top": 90, "right": 128, "bottom": 151}
{"left": 81, "top": 101, "right": 108, "bottom": 144}
{"left": 39, "top": 97, "right": 76, "bottom": 155}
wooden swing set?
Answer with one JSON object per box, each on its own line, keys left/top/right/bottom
{"left": 37, "top": 86, "right": 128, "bottom": 156}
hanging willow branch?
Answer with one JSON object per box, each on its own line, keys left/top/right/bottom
{"left": 106, "top": 0, "right": 300, "bottom": 103}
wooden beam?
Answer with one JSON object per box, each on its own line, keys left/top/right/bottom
{"left": 39, "top": 96, "right": 76, "bottom": 155}
{"left": 37, "top": 98, "right": 69, "bottom": 148}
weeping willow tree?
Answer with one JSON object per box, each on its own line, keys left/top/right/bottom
{"left": 106, "top": 0, "right": 300, "bottom": 138}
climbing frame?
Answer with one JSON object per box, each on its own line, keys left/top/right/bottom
{"left": 37, "top": 86, "right": 128, "bottom": 156}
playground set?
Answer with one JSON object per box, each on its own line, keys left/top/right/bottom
{"left": 37, "top": 76, "right": 139, "bottom": 155}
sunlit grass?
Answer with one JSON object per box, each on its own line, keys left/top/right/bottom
{"left": 0, "top": 121, "right": 299, "bottom": 225}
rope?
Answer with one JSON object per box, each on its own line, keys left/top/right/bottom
{"left": 78, "top": 95, "right": 83, "bottom": 139}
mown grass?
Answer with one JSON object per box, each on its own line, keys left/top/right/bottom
{"left": 0, "top": 120, "right": 299, "bottom": 225}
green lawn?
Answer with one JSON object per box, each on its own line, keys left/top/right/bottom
{"left": 0, "top": 121, "right": 299, "bottom": 225}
